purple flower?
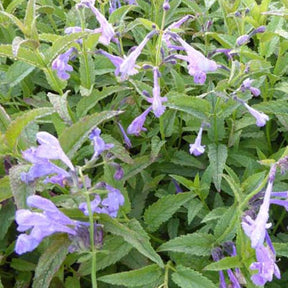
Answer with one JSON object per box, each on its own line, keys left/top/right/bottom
{"left": 242, "top": 181, "right": 273, "bottom": 249}
{"left": 241, "top": 78, "right": 260, "bottom": 96}
{"left": 243, "top": 103, "right": 269, "bottom": 127}
{"left": 52, "top": 48, "right": 74, "bottom": 80}
{"left": 211, "top": 248, "right": 228, "bottom": 288}
{"left": 119, "top": 30, "right": 156, "bottom": 81}
{"left": 236, "top": 34, "right": 250, "bottom": 46}
{"left": 97, "top": 50, "right": 138, "bottom": 77}
{"left": 79, "top": 184, "right": 124, "bottom": 218}
{"left": 163, "top": 0, "right": 170, "bottom": 10}
{"left": 35, "top": 132, "right": 74, "bottom": 170}
{"left": 127, "top": 107, "right": 152, "bottom": 136}
{"left": 15, "top": 195, "right": 78, "bottom": 254}
{"left": 117, "top": 122, "right": 132, "bottom": 148}
{"left": 109, "top": 0, "right": 121, "bottom": 13}
{"left": 242, "top": 165, "right": 276, "bottom": 248}
{"left": 172, "top": 179, "right": 183, "bottom": 194}
{"left": 250, "top": 245, "right": 281, "bottom": 286}
{"left": 189, "top": 126, "right": 205, "bottom": 156}
{"left": 89, "top": 128, "right": 114, "bottom": 159}
{"left": 77, "top": 0, "right": 115, "bottom": 45}
{"left": 146, "top": 67, "right": 167, "bottom": 117}
{"left": 163, "top": 15, "right": 193, "bottom": 48}
{"left": 21, "top": 132, "right": 73, "bottom": 185}
{"left": 172, "top": 35, "right": 218, "bottom": 84}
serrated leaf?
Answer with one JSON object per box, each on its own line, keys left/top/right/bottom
{"left": 5, "top": 107, "right": 54, "bottom": 150}
{"left": 12, "top": 37, "right": 39, "bottom": 57}
{"left": 32, "top": 235, "right": 70, "bottom": 288}
{"left": 102, "top": 134, "right": 133, "bottom": 164}
{"left": 203, "top": 256, "right": 242, "bottom": 271}
{"left": 208, "top": 144, "right": 228, "bottom": 192}
{"left": 0, "top": 176, "right": 12, "bottom": 202}
{"left": 158, "top": 233, "right": 215, "bottom": 256}
{"left": 24, "top": 0, "right": 36, "bottom": 37}
{"left": 109, "top": 5, "right": 135, "bottom": 24}
{"left": 144, "top": 193, "right": 194, "bottom": 232}
{"left": 99, "top": 264, "right": 162, "bottom": 287}
{"left": 9, "top": 165, "right": 35, "bottom": 209}
{"left": 151, "top": 136, "right": 166, "bottom": 161}
{"left": 100, "top": 215, "right": 164, "bottom": 267}
{"left": 0, "top": 45, "right": 44, "bottom": 68}
{"left": 47, "top": 91, "right": 72, "bottom": 125}
{"left": 172, "top": 265, "right": 217, "bottom": 288}
{"left": 6, "top": 61, "right": 35, "bottom": 87}
{"left": 76, "top": 86, "right": 129, "bottom": 118}
{"left": 59, "top": 110, "right": 122, "bottom": 158}
{"left": 122, "top": 155, "right": 154, "bottom": 181}
{"left": 166, "top": 92, "right": 210, "bottom": 120}
{"left": 201, "top": 207, "right": 227, "bottom": 223}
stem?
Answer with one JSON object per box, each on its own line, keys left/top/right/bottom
{"left": 79, "top": 168, "right": 98, "bottom": 288}
{"left": 155, "top": 6, "right": 167, "bottom": 66}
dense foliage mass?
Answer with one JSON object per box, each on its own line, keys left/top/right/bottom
{"left": 0, "top": 0, "right": 288, "bottom": 287}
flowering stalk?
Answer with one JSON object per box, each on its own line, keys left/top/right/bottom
{"left": 79, "top": 168, "right": 98, "bottom": 288}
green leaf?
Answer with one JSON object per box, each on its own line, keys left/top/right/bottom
{"left": 207, "top": 144, "right": 228, "bottom": 192}
{"left": 203, "top": 256, "right": 242, "bottom": 271}
{"left": 151, "top": 136, "right": 166, "bottom": 161}
{"left": 24, "top": 0, "right": 37, "bottom": 38}
{"left": 76, "top": 86, "right": 129, "bottom": 118}
{"left": 0, "top": 200, "right": 15, "bottom": 240}
{"left": 158, "top": 233, "right": 215, "bottom": 256}
{"left": 9, "top": 165, "right": 35, "bottom": 209}
{"left": 0, "top": 11, "right": 25, "bottom": 34}
{"left": 0, "top": 176, "right": 12, "bottom": 202}
{"left": 100, "top": 215, "right": 164, "bottom": 267}
{"left": 47, "top": 91, "right": 72, "bottom": 125}
{"left": 274, "top": 242, "right": 288, "bottom": 257}
{"left": 6, "top": 61, "right": 35, "bottom": 87}
{"left": 166, "top": 92, "right": 210, "bottom": 120}
{"left": 109, "top": 5, "right": 136, "bottom": 24}
{"left": 79, "top": 53, "right": 95, "bottom": 96}
{"left": 10, "top": 258, "right": 36, "bottom": 272}
{"left": 122, "top": 155, "right": 154, "bottom": 181}
{"left": 136, "top": 18, "right": 159, "bottom": 30}
{"left": 59, "top": 110, "right": 122, "bottom": 158}
{"left": 0, "top": 45, "right": 44, "bottom": 68}
{"left": 97, "top": 235, "right": 132, "bottom": 271}
{"left": 32, "top": 235, "right": 70, "bottom": 288}
{"left": 172, "top": 265, "right": 217, "bottom": 288}
{"left": 5, "top": 107, "right": 54, "bottom": 150}
{"left": 253, "top": 100, "right": 288, "bottom": 115}
{"left": 44, "top": 32, "right": 89, "bottom": 64}
{"left": 0, "top": 105, "right": 11, "bottom": 132}
{"left": 99, "top": 264, "right": 162, "bottom": 287}
{"left": 64, "top": 276, "right": 80, "bottom": 288}
{"left": 144, "top": 193, "right": 194, "bottom": 232}
{"left": 102, "top": 134, "right": 134, "bottom": 164}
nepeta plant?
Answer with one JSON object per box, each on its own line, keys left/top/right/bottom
{"left": 0, "top": 0, "right": 288, "bottom": 287}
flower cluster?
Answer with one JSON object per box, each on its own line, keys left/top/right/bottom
{"left": 242, "top": 164, "right": 282, "bottom": 285}
{"left": 21, "top": 132, "right": 74, "bottom": 186}
{"left": 79, "top": 183, "right": 124, "bottom": 218}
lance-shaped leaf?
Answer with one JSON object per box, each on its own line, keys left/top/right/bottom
{"left": 59, "top": 110, "right": 122, "bottom": 158}
{"left": 99, "top": 264, "right": 163, "bottom": 287}
{"left": 100, "top": 215, "right": 164, "bottom": 267}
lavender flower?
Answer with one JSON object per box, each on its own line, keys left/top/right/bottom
{"left": 79, "top": 184, "right": 124, "bottom": 218}
{"left": 171, "top": 34, "right": 218, "bottom": 84}
{"left": 236, "top": 34, "right": 250, "bottom": 46}
{"left": 36, "top": 132, "right": 74, "bottom": 170}
{"left": 241, "top": 78, "right": 260, "bottom": 96}
{"left": 127, "top": 107, "right": 152, "bottom": 136}
{"left": 15, "top": 195, "right": 78, "bottom": 254}
{"left": 189, "top": 125, "right": 205, "bottom": 156}
{"left": 163, "top": 0, "right": 170, "bottom": 10}
{"left": 172, "top": 179, "right": 183, "bottom": 194}
{"left": 21, "top": 132, "right": 74, "bottom": 186}
{"left": 89, "top": 128, "right": 114, "bottom": 159}
{"left": 77, "top": 0, "right": 115, "bottom": 45}
{"left": 250, "top": 245, "right": 281, "bottom": 286}
{"left": 146, "top": 67, "right": 167, "bottom": 117}
{"left": 117, "top": 122, "right": 132, "bottom": 148}
{"left": 243, "top": 103, "right": 269, "bottom": 127}
{"left": 52, "top": 48, "right": 74, "bottom": 80}
{"left": 211, "top": 248, "right": 228, "bottom": 288}
{"left": 242, "top": 165, "right": 276, "bottom": 248}
{"left": 119, "top": 30, "right": 156, "bottom": 81}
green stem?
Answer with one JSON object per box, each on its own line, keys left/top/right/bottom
{"left": 79, "top": 168, "right": 98, "bottom": 288}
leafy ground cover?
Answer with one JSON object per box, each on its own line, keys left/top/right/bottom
{"left": 0, "top": 0, "right": 288, "bottom": 287}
